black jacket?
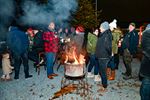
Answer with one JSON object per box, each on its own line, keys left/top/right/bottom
{"left": 95, "top": 29, "right": 112, "bottom": 59}
{"left": 139, "top": 29, "right": 150, "bottom": 79}
{"left": 122, "top": 29, "right": 139, "bottom": 55}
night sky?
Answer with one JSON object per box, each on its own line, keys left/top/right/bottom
{"left": 97, "top": 0, "right": 150, "bottom": 27}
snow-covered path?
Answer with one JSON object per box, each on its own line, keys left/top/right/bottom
{"left": 0, "top": 57, "right": 141, "bottom": 100}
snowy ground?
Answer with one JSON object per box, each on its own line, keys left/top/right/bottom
{"left": 0, "top": 57, "right": 141, "bottom": 100}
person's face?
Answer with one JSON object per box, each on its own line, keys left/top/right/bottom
{"left": 65, "top": 29, "right": 68, "bottom": 33}
{"left": 49, "top": 22, "right": 55, "bottom": 30}
{"left": 94, "top": 29, "right": 99, "bottom": 36}
{"left": 100, "top": 27, "right": 105, "bottom": 33}
{"left": 27, "top": 30, "right": 34, "bottom": 37}
{"left": 129, "top": 25, "right": 135, "bottom": 32}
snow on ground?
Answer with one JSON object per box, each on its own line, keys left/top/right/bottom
{"left": 0, "top": 57, "right": 141, "bottom": 100}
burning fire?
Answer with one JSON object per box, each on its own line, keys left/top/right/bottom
{"left": 64, "top": 43, "right": 85, "bottom": 64}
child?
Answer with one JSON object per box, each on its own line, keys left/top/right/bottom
{"left": 1, "top": 52, "right": 14, "bottom": 80}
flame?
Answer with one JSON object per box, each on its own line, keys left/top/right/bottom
{"left": 64, "top": 44, "right": 85, "bottom": 64}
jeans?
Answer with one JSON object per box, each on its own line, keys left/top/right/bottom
{"left": 45, "top": 52, "right": 55, "bottom": 76}
{"left": 140, "top": 78, "right": 150, "bottom": 100}
{"left": 13, "top": 51, "right": 29, "bottom": 78}
{"left": 88, "top": 54, "right": 99, "bottom": 75}
{"left": 97, "top": 58, "right": 109, "bottom": 88}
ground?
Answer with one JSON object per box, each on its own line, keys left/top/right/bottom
{"left": 0, "top": 57, "right": 141, "bottom": 100}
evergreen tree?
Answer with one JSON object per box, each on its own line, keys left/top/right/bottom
{"left": 71, "top": 0, "right": 101, "bottom": 29}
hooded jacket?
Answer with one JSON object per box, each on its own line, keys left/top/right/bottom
{"left": 7, "top": 26, "right": 29, "bottom": 55}
{"left": 95, "top": 29, "right": 112, "bottom": 59}
{"left": 86, "top": 32, "right": 98, "bottom": 54}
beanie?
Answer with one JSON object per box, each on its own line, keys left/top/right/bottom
{"left": 76, "top": 26, "right": 84, "bottom": 32}
{"left": 146, "top": 24, "right": 150, "bottom": 30}
{"left": 109, "top": 19, "right": 117, "bottom": 29}
{"left": 100, "top": 21, "right": 110, "bottom": 31}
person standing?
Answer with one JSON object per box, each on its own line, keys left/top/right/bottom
{"left": 43, "top": 22, "right": 59, "bottom": 79}
{"left": 86, "top": 28, "right": 101, "bottom": 82}
{"left": 122, "top": 23, "right": 139, "bottom": 79}
{"left": 95, "top": 21, "right": 112, "bottom": 91}
{"left": 73, "top": 26, "right": 85, "bottom": 57}
{"left": 139, "top": 24, "right": 150, "bottom": 100}
{"left": 107, "top": 19, "right": 122, "bottom": 80}
{"left": 7, "top": 26, "right": 32, "bottom": 79}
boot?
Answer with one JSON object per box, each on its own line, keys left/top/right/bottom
{"left": 108, "top": 70, "right": 115, "bottom": 80}
{"left": 25, "top": 74, "right": 33, "bottom": 79}
{"left": 6, "top": 74, "right": 11, "bottom": 80}
{"left": 106, "top": 68, "right": 111, "bottom": 78}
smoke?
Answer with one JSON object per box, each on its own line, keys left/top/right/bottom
{"left": 0, "top": 0, "right": 15, "bottom": 40}
{"left": 0, "top": 0, "right": 78, "bottom": 38}
{"left": 20, "top": 0, "right": 78, "bottom": 28}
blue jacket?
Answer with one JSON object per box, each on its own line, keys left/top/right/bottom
{"left": 7, "top": 26, "right": 29, "bottom": 55}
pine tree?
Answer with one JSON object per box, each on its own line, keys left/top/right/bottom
{"left": 71, "top": 0, "right": 100, "bottom": 29}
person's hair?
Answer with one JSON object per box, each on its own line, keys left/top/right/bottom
{"left": 129, "top": 22, "right": 136, "bottom": 27}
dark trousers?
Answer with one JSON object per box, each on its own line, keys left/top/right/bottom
{"left": 140, "top": 78, "right": 150, "bottom": 100}
{"left": 13, "top": 51, "right": 29, "bottom": 78}
{"left": 108, "top": 54, "right": 120, "bottom": 70}
{"left": 28, "top": 50, "right": 38, "bottom": 62}
{"left": 107, "top": 56, "right": 115, "bottom": 70}
{"left": 97, "top": 58, "right": 109, "bottom": 88}
{"left": 123, "top": 49, "right": 132, "bottom": 76}
{"left": 114, "top": 54, "right": 119, "bottom": 69}
{"left": 88, "top": 54, "right": 99, "bottom": 75}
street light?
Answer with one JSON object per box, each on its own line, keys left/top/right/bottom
{"left": 95, "top": 0, "right": 97, "bottom": 21}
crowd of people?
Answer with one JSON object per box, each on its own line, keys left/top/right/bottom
{"left": 0, "top": 20, "right": 150, "bottom": 100}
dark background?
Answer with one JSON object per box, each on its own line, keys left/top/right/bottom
{"left": 97, "top": 0, "right": 150, "bottom": 28}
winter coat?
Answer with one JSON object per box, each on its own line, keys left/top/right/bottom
{"left": 122, "top": 29, "right": 139, "bottom": 55}
{"left": 86, "top": 32, "right": 98, "bottom": 54}
{"left": 43, "top": 30, "right": 58, "bottom": 53}
{"left": 72, "top": 32, "right": 85, "bottom": 56}
{"left": 112, "top": 29, "right": 122, "bottom": 54}
{"left": 139, "top": 29, "right": 150, "bottom": 78}
{"left": 6, "top": 26, "right": 29, "bottom": 55}
{"left": 2, "top": 53, "right": 13, "bottom": 75}
{"left": 95, "top": 29, "right": 112, "bottom": 59}
{"left": 32, "top": 30, "right": 44, "bottom": 52}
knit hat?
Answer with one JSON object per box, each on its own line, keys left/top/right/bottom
{"left": 109, "top": 19, "right": 117, "bottom": 29}
{"left": 100, "top": 21, "right": 110, "bottom": 30}
{"left": 146, "top": 24, "right": 150, "bottom": 30}
{"left": 76, "top": 26, "right": 84, "bottom": 32}
{"left": 27, "top": 28, "right": 33, "bottom": 32}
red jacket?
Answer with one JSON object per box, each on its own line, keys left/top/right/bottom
{"left": 43, "top": 31, "right": 58, "bottom": 53}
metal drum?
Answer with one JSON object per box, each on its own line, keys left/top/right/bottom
{"left": 64, "top": 63, "right": 85, "bottom": 77}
